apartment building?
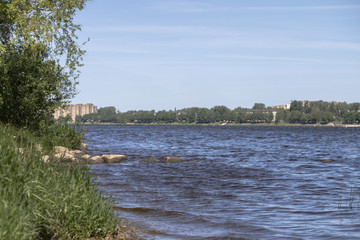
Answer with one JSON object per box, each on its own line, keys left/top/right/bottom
{"left": 54, "top": 104, "right": 97, "bottom": 122}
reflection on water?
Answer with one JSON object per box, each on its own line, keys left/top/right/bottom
{"left": 84, "top": 125, "right": 360, "bottom": 239}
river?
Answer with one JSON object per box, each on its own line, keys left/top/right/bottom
{"left": 83, "top": 125, "right": 360, "bottom": 239}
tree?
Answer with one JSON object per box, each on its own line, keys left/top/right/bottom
{"left": 288, "top": 110, "right": 302, "bottom": 123}
{"left": 252, "top": 103, "right": 265, "bottom": 109}
{"left": 290, "top": 100, "right": 303, "bottom": 112}
{"left": 0, "top": 0, "right": 89, "bottom": 129}
{"left": 210, "top": 105, "right": 231, "bottom": 122}
{"left": 349, "top": 103, "right": 360, "bottom": 112}
{"left": 98, "top": 107, "right": 117, "bottom": 122}
{"left": 321, "top": 112, "right": 333, "bottom": 124}
{"left": 0, "top": 43, "right": 69, "bottom": 128}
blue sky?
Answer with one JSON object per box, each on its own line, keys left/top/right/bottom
{"left": 72, "top": 0, "right": 360, "bottom": 111}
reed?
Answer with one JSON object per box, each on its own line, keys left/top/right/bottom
{"left": 0, "top": 124, "right": 118, "bottom": 239}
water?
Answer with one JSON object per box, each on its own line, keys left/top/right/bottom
{"left": 83, "top": 125, "right": 360, "bottom": 239}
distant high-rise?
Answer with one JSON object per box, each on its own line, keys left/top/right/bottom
{"left": 54, "top": 104, "right": 97, "bottom": 121}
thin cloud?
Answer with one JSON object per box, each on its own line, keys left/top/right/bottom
{"left": 212, "top": 54, "right": 360, "bottom": 65}
{"left": 153, "top": 0, "right": 360, "bottom": 13}
{"left": 85, "top": 24, "right": 360, "bottom": 51}
{"left": 88, "top": 46, "right": 151, "bottom": 54}
{"left": 239, "top": 5, "right": 360, "bottom": 11}
{"left": 213, "top": 55, "right": 322, "bottom": 63}
{"left": 85, "top": 25, "right": 235, "bottom": 36}
{"left": 153, "top": 0, "right": 218, "bottom": 13}
{"left": 302, "top": 41, "right": 360, "bottom": 51}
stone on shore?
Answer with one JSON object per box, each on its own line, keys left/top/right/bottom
{"left": 54, "top": 146, "right": 70, "bottom": 154}
{"left": 41, "top": 155, "right": 50, "bottom": 163}
{"left": 101, "top": 154, "right": 128, "bottom": 163}
{"left": 81, "top": 154, "right": 91, "bottom": 161}
{"left": 80, "top": 143, "right": 88, "bottom": 151}
{"left": 88, "top": 156, "right": 104, "bottom": 164}
{"left": 69, "top": 150, "right": 86, "bottom": 159}
{"left": 54, "top": 153, "right": 76, "bottom": 162}
{"left": 163, "top": 157, "right": 184, "bottom": 163}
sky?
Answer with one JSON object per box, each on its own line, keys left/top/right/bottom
{"left": 71, "top": 0, "right": 360, "bottom": 111}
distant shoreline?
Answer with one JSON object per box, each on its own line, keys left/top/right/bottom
{"left": 70, "top": 122, "right": 360, "bottom": 127}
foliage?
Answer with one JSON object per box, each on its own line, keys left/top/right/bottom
{"left": 252, "top": 103, "right": 266, "bottom": 109}
{"left": 0, "top": 43, "right": 69, "bottom": 130}
{"left": 0, "top": 123, "right": 118, "bottom": 239}
{"left": 38, "top": 121, "right": 85, "bottom": 151}
{"left": 0, "top": 0, "right": 89, "bottom": 130}
{"left": 78, "top": 101, "right": 360, "bottom": 125}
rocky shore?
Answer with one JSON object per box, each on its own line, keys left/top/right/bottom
{"left": 39, "top": 144, "right": 128, "bottom": 164}
{"left": 39, "top": 144, "right": 185, "bottom": 165}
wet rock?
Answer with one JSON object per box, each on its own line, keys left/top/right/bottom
{"left": 163, "top": 157, "right": 184, "bottom": 163}
{"left": 88, "top": 156, "right": 104, "bottom": 164}
{"left": 101, "top": 154, "right": 128, "bottom": 163}
{"left": 141, "top": 157, "right": 159, "bottom": 162}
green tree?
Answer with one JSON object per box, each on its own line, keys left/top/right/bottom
{"left": 344, "top": 112, "right": 358, "bottom": 124}
{"left": 233, "top": 107, "right": 247, "bottom": 123}
{"left": 288, "top": 110, "right": 302, "bottom": 123}
{"left": 290, "top": 100, "right": 303, "bottom": 112}
{"left": 98, "top": 107, "right": 117, "bottom": 122}
{"left": 210, "top": 105, "right": 231, "bottom": 122}
{"left": 321, "top": 112, "right": 333, "bottom": 124}
{"left": 349, "top": 103, "right": 360, "bottom": 112}
{"left": 252, "top": 103, "right": 265, "bottom": 109}
{"left": 275, "top": 109, "right": 290, "bottom": 123}
{"left": 0, "top": 0, "right": 89, "bottom": 129}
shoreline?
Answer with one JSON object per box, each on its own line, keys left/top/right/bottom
{"left": 70, "top": 122, "right": 360, "bottom": 127}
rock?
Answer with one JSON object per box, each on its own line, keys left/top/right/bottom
{"left": 54, "top": 146, "right": 70, "bottom": 154}
{"left": 141, "top": 157, "right": 159, "bottom": 162}
{"left": 88, "top": 156, "right": 104, "bottom": 164}
{"left": 41, "top": 155, "right": 50, "bottom": 163}
{"left": 163, "top": 157, "right": 184, "bottom": 163}
{"left": 69, "top": 150, "right": 86, "bottom": 159}
{"left": 101, "top": 154, "right": 128, "bottom": 163}
{"left": 54, "top": 152, "right": 76, "bottom": 162}
{"left": 80, "top": 143, "right": 88, "bottom": 151}
{"left": 319, "top": 159, "right": 334, "bottom": 163}
{"left": 81, "top": 154, "right": 91, "bottom": 160}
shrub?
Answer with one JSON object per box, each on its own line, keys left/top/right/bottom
{"left": 0, "top": 124, "right": 118, "bottom": 239}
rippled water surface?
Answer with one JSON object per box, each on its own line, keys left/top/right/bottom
{"left": 84, "top": 125, "right": 360, "bottom": 239}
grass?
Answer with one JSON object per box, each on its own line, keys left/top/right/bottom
{"left": 0, "top": 124, "right": 119, "bottom": 239}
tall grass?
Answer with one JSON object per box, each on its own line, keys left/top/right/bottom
{"left": 0, "top": 124, "right": 118, "bottom": 239}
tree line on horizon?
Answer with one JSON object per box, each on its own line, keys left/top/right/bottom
{"left": 75, "top": 100, "right": 360, "bottom": 125}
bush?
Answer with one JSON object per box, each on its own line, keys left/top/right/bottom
{"left": 0, "top": 124, "right": 118, "bottom": 239}
{"left": 37, "top": 120, "right": 86, "bottom": 151}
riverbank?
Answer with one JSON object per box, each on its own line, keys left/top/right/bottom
{"left": 72, "top": 121, "right": 360, "bottom": 127}
{"left": 0, "top": 124, "right": 138, "bottom": 240}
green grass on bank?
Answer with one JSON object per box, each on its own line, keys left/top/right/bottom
{"left": 0, "top": 124, "right": 118, "bottom": 240}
